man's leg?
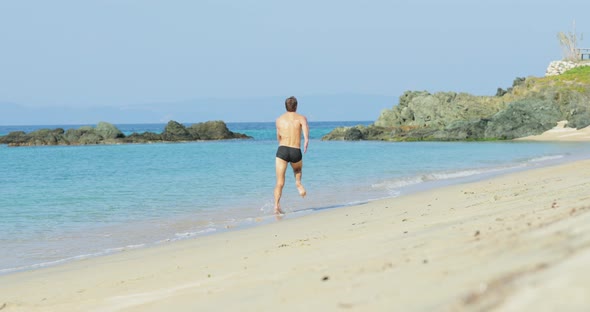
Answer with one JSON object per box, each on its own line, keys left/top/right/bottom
{"left": 274, "top": 157, "right": 288, "bottom": 214}
{"left": 291, "top": 160, "right": 306, "bottom": 198}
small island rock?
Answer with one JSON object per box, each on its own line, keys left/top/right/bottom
{"left": 0, "top": 120, "right": 252, "bottom": 147}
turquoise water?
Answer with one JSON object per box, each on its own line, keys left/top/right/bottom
{"left": 2, "top": 121, "right": 590, "bottom": 274}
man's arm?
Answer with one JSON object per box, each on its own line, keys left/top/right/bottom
{"left": 301, "top": 116, "right": 309, "bottom": 153}
{"left": 276, "top": 119, "right": 281, "bottom": 142}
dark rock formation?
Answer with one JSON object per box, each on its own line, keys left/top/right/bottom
{"left": 24, "top": 128, "right": 67, "bottom": 145}
{"left": 188, "top": 120, "right": 249, "bottom": 140}
{"left": 484, "top": 98, "right": 562, "bottom": 139}
{"left": 323, "top": 68, "right": 590, "bottom": 141}
{"left": 344, "top": 127, "right": 364, "bottom": 141}
{"left": 0, "top": 120, "right": 252, "bottom": 147}
{"left": 162, "top": 121, "right": 192, "bottom": 141}
{"left": 122, "top": 131, "right": 163, "bottom": 143}
{"left": 95, "top": 122, "right": 124, "bottom": 139}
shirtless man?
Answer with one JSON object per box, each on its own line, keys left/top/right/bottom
{"left": 274, "top": 96, "right": 309, "bottom": 215}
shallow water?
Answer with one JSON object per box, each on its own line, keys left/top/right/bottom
{"left": 2, "top": 121, "right": 590, "bottom": 273}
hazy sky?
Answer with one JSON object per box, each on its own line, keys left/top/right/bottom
{"left": 0, "top": 0, "right": 587, "bottom": 124}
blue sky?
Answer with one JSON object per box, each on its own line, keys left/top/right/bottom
{"left": 0, "top": 0, "right": 587, "bottom": 125}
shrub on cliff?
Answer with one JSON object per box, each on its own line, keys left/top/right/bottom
{"left": 557, "top": 21, "right": 583, "bottom": 61}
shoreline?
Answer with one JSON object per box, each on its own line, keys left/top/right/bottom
{"left": 2, "top": 158, "right": 590, "bottom": 311}
{"left": 0, "top": 147, "right": 581, "bottom": 277}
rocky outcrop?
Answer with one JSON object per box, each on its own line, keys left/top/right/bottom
{"left": 125, "top": 120, "right": 251, "bottom": 143}
{"left": 323, "top": 66, "right": 590, "bottom": 141}
{"left": 374, "top": 90, "right": 509, "bottom": 129}
{"left": 483, "top": 98, "right": 563, "bottom": 139}
{"left": 95, "top": 122, "right": 125, "bottom": 139}
{"left": 0, "top": 120, "right": 251, "bottom": 147}
{"left": 187, "top": 120, "right": 244, "bottom": 140}
{"left": 161, "top": 121, "right": 192, "bottom": 141}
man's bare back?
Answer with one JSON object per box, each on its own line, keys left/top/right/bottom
{"left": 276, "top": 112, "right": 309, "bottom": 152}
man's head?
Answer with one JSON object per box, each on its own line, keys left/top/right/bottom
{"left": 285, "top": 96, "right": 298, "bottom": 112}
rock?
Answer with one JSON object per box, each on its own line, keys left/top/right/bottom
{"left": 320, "top": 126, "right": 349, "bottom": 141}
{"left": 554, "top": 90, "right": 590, "bottom": 129}
{"left": 496, "top": 88, "right": 508, "bottom": 97}
{"left": 188, "top": 120, "right": 251, "bottom": 140}
{"left": 1, "top": 120, "right": 251, "bottom": 147}
{"left": 123, "top": 132, "right": 163, "bottom": 143}
{"left": 162, "top": 121, "right": 192, "bottom": 141}
{"left": 344, "top": 127, "right": 364, "bottom": 140}
{"left": 438, "top": 119, "right": 490, "bottom": 141}
{"left": 0, "top": 131, "right": 28, "bottom": 146}
{"left": 323, "top": 65, "right": 590, "bottom": 141}
{"left": 64, "top": 128, "right": 83, "bottom": 142}
{"left": 513, "top": 77, "right": 526, "bottom": 87}
{"left": 545, "top": 60, "right": 590, "bottom": 76}
{"left": 321, "top": 125, "right": 389, "bottom": 141}
{"left": 16, "top": 128, "right": 67, "bottom": 146}
{"left": 485, "top": 98, "right": 562, "bottom": 139}
{"left": 78, "top": 132, "right": 103, "bottom": 145}
{"left": 64, "top": 126, "right": 97, "bottom": 144}
{"left": 374, "top": 91, "right": 506, "bottom": 130}
{"left": 95, "top": 122, "right": 124, "bottom": 139}
{"left": 364, "top": 125, "right": 388, "bottom": 140}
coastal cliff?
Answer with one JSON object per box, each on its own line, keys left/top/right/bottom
{"left": 0, "top": 120, "right": 252, "bottom": 147}
{"left": 323, "top": 65, "right": 590, "bottom": 141}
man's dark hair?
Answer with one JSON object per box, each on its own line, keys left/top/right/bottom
{"left": 285, "top": 96, "right": 298, "bottom": 112}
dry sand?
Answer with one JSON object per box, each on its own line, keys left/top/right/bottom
{"left": 2, "top": 159, "right": 590, "bottom": 311}
{"left": 516, "top": 120, "right": 590, "bottom": 141}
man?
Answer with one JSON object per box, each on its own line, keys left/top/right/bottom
{"left": 274, "top": 96, "right": 309, "bottom": 215}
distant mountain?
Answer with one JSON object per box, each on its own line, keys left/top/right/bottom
{"left": 0, "top": 94, "right": 392, "bottom": 125}
{"left": 0, "top": 103, "right": 162, "bottom": 125}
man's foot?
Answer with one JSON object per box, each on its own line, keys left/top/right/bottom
{"left": 274, "top": 206, "right": 284, "bottom": 215}
{"left": 296, "top": 183, "right": 306, "bottom": 198}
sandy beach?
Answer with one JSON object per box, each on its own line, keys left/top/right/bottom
{"left": 516, "top": 121, "right": 590, "bottom": 142}
{"left": 2, "top": 157, "right": 590, "bottom": 311}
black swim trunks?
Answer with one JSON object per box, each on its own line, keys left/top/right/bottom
{"left": 276, "top": 146, "right": 303, "bottom": 163}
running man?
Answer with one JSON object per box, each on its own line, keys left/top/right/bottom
{"left": 274, "top": 96, "right": 309, "bottom": 215}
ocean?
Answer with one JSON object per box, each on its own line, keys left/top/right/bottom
{"left": 2, "top": 121, "right": 590, "bottom": 274}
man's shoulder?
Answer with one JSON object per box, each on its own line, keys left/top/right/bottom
{"left": 297, "top": 113, "right": 308, "bottom": 122}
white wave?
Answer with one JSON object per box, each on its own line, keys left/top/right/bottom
{"left": 372, "top": 165, "right": 525, "bottom": 194}
{"left": 174, "top": 228, "right": 217, "bottom": 238}
{"left": 104, "top": 244, "right": 146, "bottom": 253}
{"left": 528, "top": 155, "right": 565, "bottom": 163}
{"left": 424, "top": 167, "right": 510, "bottom": 180}
{"left": 372, "top": 176, "right": 425, "bottom": 190}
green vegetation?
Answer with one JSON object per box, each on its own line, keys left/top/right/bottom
{"left": 522, "top": 66, "right": 590, "bottom": 94}
{"left": 555, "top": 66, "right": 590, "bottom": 83}
{"left": 547, "top": 66, "right": 590, "bottom": 93}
